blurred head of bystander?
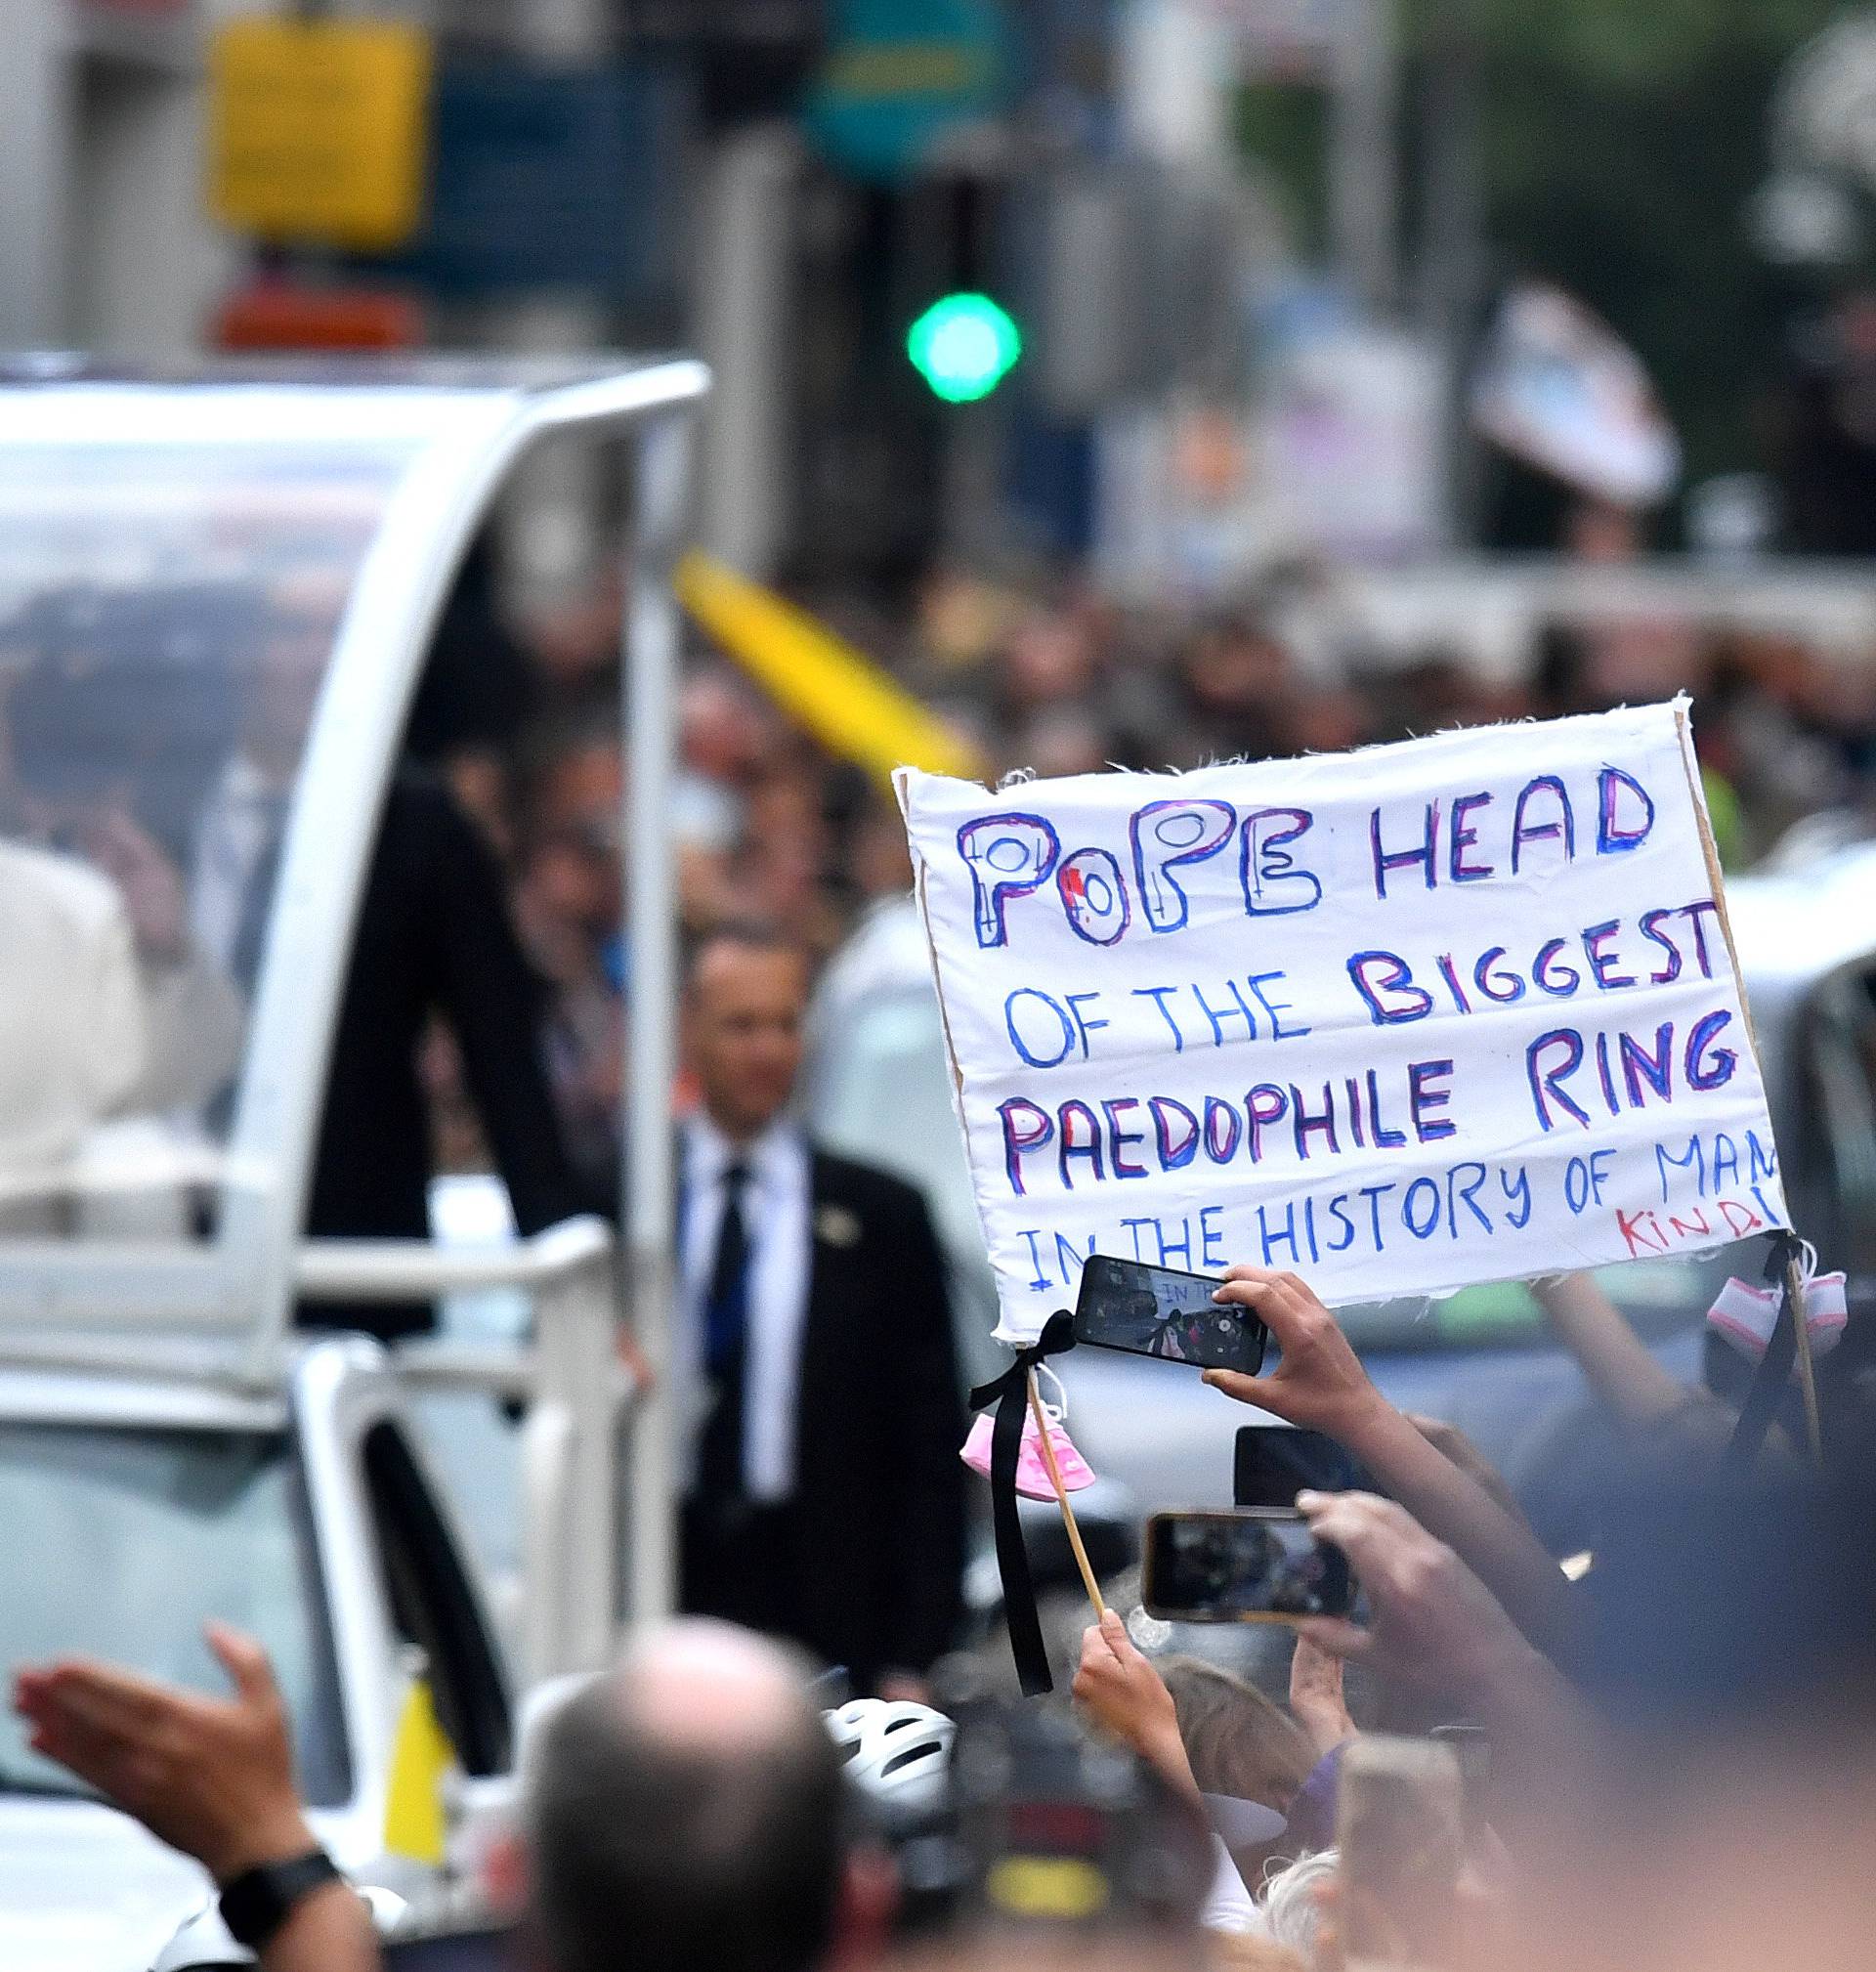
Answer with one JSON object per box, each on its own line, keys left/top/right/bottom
{"left": 521, "top": 1621, "right": 877, "bottom": 1972}
{"left": 683, "top": 922, "right": 813, "bottom": 1144}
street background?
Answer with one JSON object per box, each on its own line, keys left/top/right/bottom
{"left": 12, "top": 0, "right": 1849, "bottom": 1201}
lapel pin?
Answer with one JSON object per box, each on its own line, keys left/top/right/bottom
{"left": 814, "top": 1204, "right": 862, "bottom": 1248}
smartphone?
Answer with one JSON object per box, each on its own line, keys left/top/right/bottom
{"left": 1073, "top": 1255, "right": 1266, "bottom": 1375}
{"left": 1141, "top": 1509, "right": 1354, "bottom": 1623}
{"left": 1337, "top": 1735, "right": 1465, "bottom": 1972}
{"left": 1428, "top": 1723, "right": 1491, "bottom": 1838}
{"left": 1234, "top": 1425, "right": 1377, "bottom": 1509}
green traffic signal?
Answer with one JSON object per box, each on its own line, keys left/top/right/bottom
{"left": 906, "top": 291, "right": 1022, "bottom": 403}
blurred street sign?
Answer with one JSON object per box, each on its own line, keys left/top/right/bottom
{"left": 807, "top": 0, "right": 1008, "bottom": 183}
{"left": 362, "top": 65, "right": 690, "bottom": 300}
{"left": 213, "top": 280, "right": 425, "bottom": 353}
{"left": 208, "top": 19, "right": 431, "bottom": 250}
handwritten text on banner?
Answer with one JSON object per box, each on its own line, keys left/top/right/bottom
{"left": 897, "top": 702, "right": 1788, "bottom": 1343}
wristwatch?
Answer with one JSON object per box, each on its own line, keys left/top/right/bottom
{"left": 218, "top": 1848, "right": 344, "bottom": 1951}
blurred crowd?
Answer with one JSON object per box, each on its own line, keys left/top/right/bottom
{"left": 13, "top": 513, "right": 1876, "bottom": 1217}
{"left": 404, "top": 518, "right": 1876, "bottom": 1201}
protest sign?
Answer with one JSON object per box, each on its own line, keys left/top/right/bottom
{"left": 897, "top": 701, "right": 1789, "bottom": 1343}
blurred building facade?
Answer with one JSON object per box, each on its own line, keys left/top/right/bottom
{"left": 4, "top": 0, "right": 235, "bottom": 355}
{"left": 7, "top": 1, "right": 1435, "bottom": 599}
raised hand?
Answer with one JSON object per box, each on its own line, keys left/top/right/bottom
{"left": 12, "top": 1622, "right": 314, "bottom": 1882}
{"left": 1289, "top": 1628, "right": 1357, "bottom": 1759}
{"left": 1201, "top": 1265, "right": 1387, "bottom": 1443}
{"left": 1071, "top": 1608, "right": 1197, "bottom": 1801}
{"left": 1290, "top": 1490, "right": 1535, "bottom": 1701}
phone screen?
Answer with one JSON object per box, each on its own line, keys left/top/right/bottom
{"left": 1234, "top": 1426, "right": 1376, "bottom": 1509}
{"left": 1142, "top": 1510, "right": 1354, "bottom": 1622}
{"left": 1073, "top": 1255, "right": 1266, "bottom": 1375}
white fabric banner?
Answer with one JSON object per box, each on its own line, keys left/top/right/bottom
{"left": 897, "top": 702, "right": 1788, "bottom": 1344}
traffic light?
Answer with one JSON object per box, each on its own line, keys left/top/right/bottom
{"left": 906, "top": 289, "right": 1022, "bottom": 403}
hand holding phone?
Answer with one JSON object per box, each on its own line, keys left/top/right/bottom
{"left": 1074, "top": 1256, "right": 1266, "bottom": 1375}
{"left": 1201, "top": 1266, "right": 1386, "bottom": 1445}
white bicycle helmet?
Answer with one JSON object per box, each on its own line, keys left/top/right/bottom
{"left": 825, "top": 1697, "right": 956, "bottom": 1818}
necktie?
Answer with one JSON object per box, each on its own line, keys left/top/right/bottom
{"left": 698, "top": 1162, "right": 752, "bottom": 1499}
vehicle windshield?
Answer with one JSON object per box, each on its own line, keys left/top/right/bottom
{"left": 810, "top": 983, "right": 1737, "bottom": 1351}
{"left": 0, "top": 1421, "right": 347, "bottom": 1805}
{"left": 0, "top": 410, "right": 422, "bottom": 1243}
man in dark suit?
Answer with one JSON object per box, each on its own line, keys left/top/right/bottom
{"left": 678, "top": 923, "right": 965, "bottom": 1693}
{"left": 301, "top": 769, "right": 589, "bottom": 1339}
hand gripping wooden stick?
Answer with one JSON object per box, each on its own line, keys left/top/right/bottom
{"left": 1026, "top": 1367, "right": 1106, "bottom": 1615}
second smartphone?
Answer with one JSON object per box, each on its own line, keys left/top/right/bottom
{"left": 1234, "top": 1425, "right": 1378, "bottom": 1509}
{"left": 1073, "top": 1254, "right": 1267, "bottom": 1375}
{"left": 1142, "top": 1508, "right": 1355, "bottom": 1623}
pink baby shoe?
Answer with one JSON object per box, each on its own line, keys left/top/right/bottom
{"left": 960, "top": 1374, "right": 1096, "bottom": 1500}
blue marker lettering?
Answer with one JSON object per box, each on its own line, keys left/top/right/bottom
{"left": 1240, "top": 807, "right": 1323, "bottom": 916}
{"left": 1058, "top": 1100, "right": 1105, "bottom": 1187}
{"left": 1057, "top": 846, "right": 1130, "bottom": 946}
{"left": 1348, "top": 951, "right": 1434, "bottom": 1025}
{"left": 1291, "top": 1083, "right": 1340, "bottom": 1160}
{"left": 1403, "top": 1178, "right": 1442, "bottom": 1239}
{"left": 1581, "top": 921, "right": 1635, "bottom": 990}
{"left": 1150, "top": 1096, "right": 1200, "bottom": 1170}
{"left": 1408, "top": 1059, "right": 1458, "bottom": 1141}
{"left": 1133, "top": 985, "right": 1187, "bottom": 1050}
{"left": 1247, "top": 970, "right": 1310, "bottom": 1040}
{"left": 1130, "top": 798, "right": 1237, "bottom": 933}
{"left": 958, "top": 812, "right": 1060, "bottom": 947}
{"left": 1004, "top": 989, "right": 1076, "bottom": 1068}
{"left": 1103, "top": 1098, "right": 1148, "bottom": 1178}
{"left": 1685, "top": 1009, "right": 1737, "bottom": 1092}
{"left": 1449, "top": 793, "right": 1495, "bottom": 882}
{"left": 1619, "top": 1022, "right": 1675, "bottom": 1106}
{"left": 1371, "top": 799, "right": 1441, "bottom": 898}
{"left": 1511, "top": 775, "right": 1575, "bottom": 873}
{"left": 1527, "top": 1028, "right": 1592, "bottom": 1130}
{"left": 1597, "top": 766, "right": 1655, "bottom": 854}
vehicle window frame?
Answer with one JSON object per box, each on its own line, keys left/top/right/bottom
{"left": 360, "top": 1419, "right": 513, "bottom": 1779}
{"left": 0, "top": 1414, "right": 352, "bottom": 1808}
{"left": 282, "top": 1428, "right": 356, "bottom": 1808}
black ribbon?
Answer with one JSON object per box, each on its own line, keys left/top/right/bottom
{"left": 967, "top": 1309, "right": 1078, "bottom": 1696}
{"left": 1726, "top": 1231, "right": 1806, "bottom": 1473}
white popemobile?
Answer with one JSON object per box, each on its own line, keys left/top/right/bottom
{"left": 0, "top": 357, "right": 705, "bottom": 1970}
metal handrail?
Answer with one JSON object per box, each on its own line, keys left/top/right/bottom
{"left": 294, "top": 1214, "right": 613, "bottom": 1303}
{"left": 299, "top": 1212, "right": 629, "bottom": 1685}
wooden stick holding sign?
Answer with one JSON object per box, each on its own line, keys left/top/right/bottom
{"left": 1026, "top": 1368, "right": 1106, "bottom": 1615}
{"left": 1680, "top": 707, "right": 1823, "bottom": 1472}
{"left": 1784, "top": 1247, "right": 1826, "bottom": 1466}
